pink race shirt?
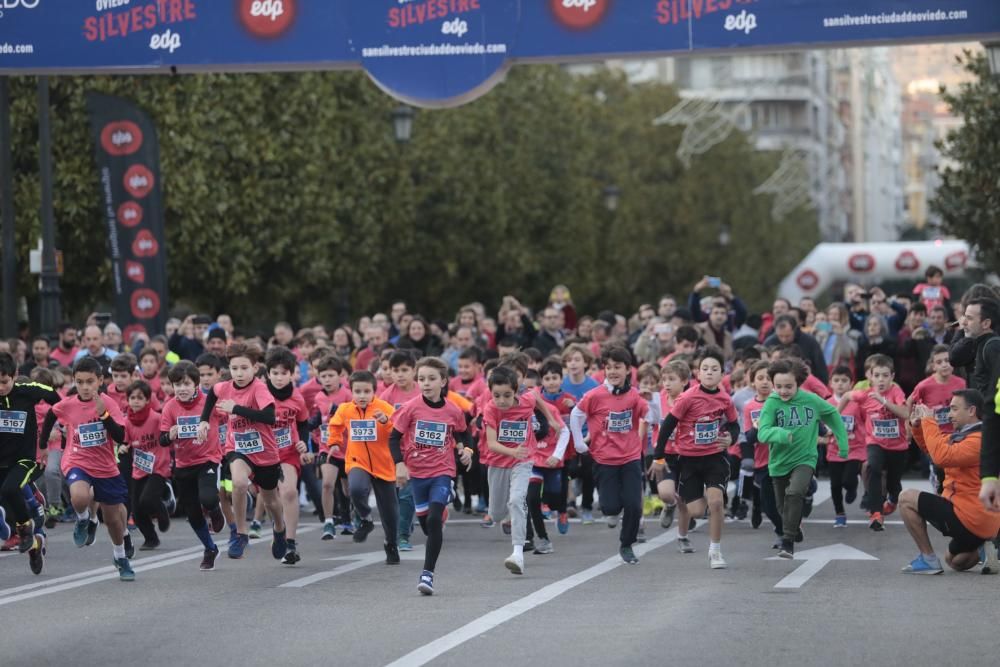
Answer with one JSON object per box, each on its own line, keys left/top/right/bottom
{"left": 909, "top": 375, "right": 965, "bottom": 433}
{"left": 449, "top": 376, "right": 486, "bottom": 400}
{"left": 482, "top": 393, "right": 539, "bottom": 470}
{"left": 852, "top": 386, "right": 908, "bottom": 451}
{"left": 743, "top": 396, "right": 769, "bottom": 469}
{"left": 379, "top": 383, "right": 421, "bottom": 411}
{"left": 802, "top": 374, "right": 832, "bottom": 400}
{"left": 313, "top": 385, "right": 352, "bottom": 458}
{"left": 215, "top": 378, "right": 279, "bottom": 466}
{"left": 160, "top": 393, "right": 222, "bottom": 469}
{"left": 274, "top": 390, "right": 309, "bottom": 464}
{"left": 536, "top": 394, "right": 567, "bottom": 467}
{"left": 127, "top": 411, "right": 170, "bottom": 480}
{"left": 576, "top": 385, "right": 649, "bottom": 466}
{"left": 669, "top": 384, "right": 738, "bottom": 458}
{"left": 660, "top": 393, "right": 680, "bottom": 456}
{"left": 54, "top": 394, "right": 125, "bottom": 478}
{"left": 393, "top": 396, "right": 466, "bottom": 479}
{"left": 826, "top": 396, "right": 865, "bottom": 462}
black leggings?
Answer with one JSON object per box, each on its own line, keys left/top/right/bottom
{"left": 174, "top": 463, "right": 220, "bottom": 531}
{"left": 866, "top": 446, "right": 906, "bottom": 512}
{"left": 828, "top": 460, "right": 862, "bottom": 515}
{"left": 526, "top": 480, "right": 564, "bottom": 541}
{"left": 418, "top": 502, "right": 445, "bottom": 573}
{"left": 565, "top": 454, "right": 594, "bottom": 511}
{"left": 133, "top": 474, "right": 167, "bottom": 543}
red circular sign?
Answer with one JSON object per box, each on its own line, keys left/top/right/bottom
{"left": 848, "top": 253, "right": 876, "bottom": 273}
{"left": 132, "top": 230, "right": 159, "bottom": 258}
{"left": 238, "top": 0, "right": 296, "bottom": 38}
{"left": 895, "top": 250, "right": 920, "bottom": 272}
{"left": 550, "top": 0, "right": 610, "bottom": 30}
{"left": 100, "top": 121, "right": 143, "bottom": 156}
{"left": 945, "top": 251, "right": 968, "bottom": 271}
{"left": 130, "top": 289, "right": 161, "bottom": 320}
{"left": 117, "top": 201, "right": 144, "bottom": 228}
{"left": 123, "top": 323, "right": 148, "bottom": 344}
{"left": 125, "top": 260, "right": 146, "bottom": 284}
{"left": 123, "top": 164, "right": 154, "bottom": 199}
{"left": 796, "top": 269, "right": 819, "bottom": 291}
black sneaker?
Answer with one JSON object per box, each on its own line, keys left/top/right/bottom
{"left": 688, "top": 517, "right": 697, "bottom": 531}
{"left": 157, "top": 513, "right": 170, "bottom": 534}
{"left": 735, "top": 501, "right": 749, "bottom": 521}
{"left": 751, "top": 503, "right": 762, "bottom": 529}
{"left": 620, "top": 545, "right": 639, "bottom": 564}
{"left": 353, "top": 519, "right": 375, "bottom": 544}
{"left": 385, "top": 542, "right": 400, "bottom": 565}
{"left": 124, "top": 532, "right": 135, "bottom": 559}
{"left": 845, "top": 485, "right": 858, "bottom": 505}
{"left": 794, "top": 527, "right": 804, "bottom": 544}
{"left": 15, "top": 522, "right": 33, "bottom": 554}
{"left": 523, "top": 539, "right": 535, "bottom": 553}
{"left": 28, "top": 534, "right": 45, "bottom": 575}
{"left": 208, "top": 507, "right": 225, "bottom": 534}
{"left": 139, "top": 539, "right": 160, "bottom": 551}
{"left": 778, "top": 539, "right": 794, "bottom": 559}
{"left": 200, "top": 546, "right": 219, "bottom": 571}
{"left": 281, "top": 547, "right": 301, "bottom": 566}
{"left": 85, "top": 520, "right": 98, "bottom": 547}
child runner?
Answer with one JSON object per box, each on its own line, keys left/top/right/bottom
{"left": 196, "top": 353, "right": 235, "bottom": 544}
{"left": 197, "top": 343, "right": 288, "bottom": 561}
{"left": 40, "top": 357, "right": 134, "bottom": 581}
{"left": 265, "top": 347, "right": 312, "bottom": 565}
{"left": 741, "top": 360, "right": 783, "bottom": 547}
{"left": 654, "top": 360, "right": 691, "bottom": 533}
{"left": 390, "top": 357, "right": 472, "bottom": 595}
{"left": 827, "top": 365, "right": 865, "bottom": 527}
{"left": 908, "top": 344, "right": 966, "bottom": 492}
{"left": 561, "top": 343, "right": 599, "bottom": 524}
{"left": 380, "top": 351, "right": 421, "bottom": 550}
{"left": 757, "top": 359, "right": 847, "bottom": 558}
{"left": 138, "top": 348, "right": 166, "bottom": 403}
{"left": 653, "top": 346, "right": 737, "bottom": 569}
{"left": 637, "top": 363, "right": 664, "bottom": 539}
{"left": 329, "top": 370, "right": 400, "bottom": 564}
{"left": 161, "top": 360, "right": 225, "bottom": 570}
{"left": 449, "top": 347, "right": 486, "bottom": 399}
{"left": 312, "top": 355, "right": 353, "bottom": 540}
{"left": 571, "top": 346, "right": 649, "bottom": 564}
{"left": 121, "top": 380, "right": 171, "bottom": 550}
{"left": 538, "top": 358, "right": 576, "bottom": 535}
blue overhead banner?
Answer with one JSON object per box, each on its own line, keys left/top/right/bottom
{"left": 0, "top": 0, "right": 998, "bottom": 107}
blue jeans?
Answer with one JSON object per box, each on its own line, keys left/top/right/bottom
{"left": 397, "top": 482, "right": 414, "bottom": 540}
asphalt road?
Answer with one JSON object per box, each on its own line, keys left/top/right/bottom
{"left": 1, "top": 478, "right": 996, "bottom": 667}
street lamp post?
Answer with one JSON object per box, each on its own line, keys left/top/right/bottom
{"left": 38, "top": 77, "right": 62, "bottom": 335}
{"left": 392, "top": 105, "right": 415, "bottom": 144}
{"left": 0, "top": 78, "right": 16, "bottom": 338}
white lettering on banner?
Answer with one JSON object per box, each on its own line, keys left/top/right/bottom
{"left": 724, "top": 10, "right": 757, "bottom": 35}
{"left": 563, "top": 0, "right": 597, "bottom": 11}
{"left": 95, "top": 0, "right": 129, "bottom": 11}
{"left": 149, "top": 29, "right": 181, "bottom": 54}
{"left": 441, "top": 17, "right": 468, "bottom": 37}
{"left": 251, "top": 0, "right": 284, "bottom": 21}
{"left": 0, "top": 410, "right": 27, "bottom": 434}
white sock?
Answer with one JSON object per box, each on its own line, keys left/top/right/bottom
{"left": 77, "top": 509, "right": 90, "bottom": 521}
{"left": 112, "top": 543, "right": 126, "bottom": 560}
{"left": 513, "top": 544, "right": 524, "bottom": 557}
{"left": 89, "top": 516, "right": 98, "bottom": 525}
{"left": 324, "top": 518, "right": 334, "bottom": 525}
{"left": 709, "top": 541, "right": 721, "bottom": 553}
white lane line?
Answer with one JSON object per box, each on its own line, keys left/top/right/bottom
{"left": 384, "top": 527, "right": 683, "bottom": 667}
{"left": 280, "top": 547, "right": 426, "bottom": 588}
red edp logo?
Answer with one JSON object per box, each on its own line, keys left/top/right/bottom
{"left": 238, "top": 0, "right": 295, "bottom": 38}
{"left": 894, "top": 251, "right": 920, "bottom": 272}
{"left": 100, "top": 121, "right": 143, "bottom": 157}
{"left": 847, "top": 253, "right": 875, "bottom": 273}
{"left": 123, "top": 165, "right": 154, "bottom": 199}
{"left": 125, "top": 261, "right": 146, "bottom": 284}
{"left": 796, "top": 269, "right": 819, "bottom": 291}
{"left": 117, "top": 202, "right": 143, "bottom": 228}
{"left": 550, "top": 0, "right": 609, "bottom": 30}
{"left": 132, "top": 230, "right": 159, "bottom": 257}
{"left": 130, "top": 289, "right": 161, "bottom": 319}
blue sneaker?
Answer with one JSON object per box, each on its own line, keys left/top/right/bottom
{"left": 901, "top": 553, "right": 943, "bottom": 575}
{"left": 114, "top": 557, "right": 135, "bottom": 582}
{"left": 480, "top": 514, "right": 495, "bottom": 528}
{"left": 228, "top": 533, "right": 249, "bottom": 559}
{"left": 228, "top": 524, "right": 238, "bottom": 547}
{"left": 417, "top": 569, "right": 434, "bottom": 596}
{"left": 0, "top": 506, "right": 9, "bottom": 541}
{"left": 73, "top": 519, "right": 89, "bottom": 547}
{"left": 834, "top": 515, "right": 847, "bottom": 528}
{"left": 557, "top": 512, "right": 569, "bottom": 535}
{"left": 248, "top": 520, "right": 262, "bottom": 539}
{"left": 271, "top": 528, "right": 288, "bottom": 560}
{"left": 398, "top": 536, "right": 413, "bottom": 552}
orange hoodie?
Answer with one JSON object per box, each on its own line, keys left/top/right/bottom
{"left": 328, "top": 398, "right": 396, "bottom": 482}
{"left": 913, "top": 418, "right": 1000, "bottom": 540}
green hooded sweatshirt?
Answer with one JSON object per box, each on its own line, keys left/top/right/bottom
{"left": 757, "top": 389, "right": 848, "bottom": 477}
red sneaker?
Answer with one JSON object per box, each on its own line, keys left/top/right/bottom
{"left": 869, "top": 512, "right": 884, "bottom": 532}
{"left": 882, "top": 500, "right": 897, "bottom": 516}
{"left": 1, "top": 534, "right": 20, "bottom": 551}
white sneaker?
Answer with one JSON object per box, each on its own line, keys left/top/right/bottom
{"left": 982, "top": 540, "right": 1000, "bottom": 575}
{"left": 709, "top": 550, "right": 727, "bottom": 569}
{"left": 607, "top": 513, "right": 620, "bottom": 529}
{"left": 504, "top": 552, "right": 524, "bottom": 575}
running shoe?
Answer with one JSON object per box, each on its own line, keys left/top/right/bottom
{"left": 463, "top": 500, "right": 473, "bottom": 515}
{"left": 228, "top": 533, "right": 249, "bottom": 559}
{"left": 677, "top": 536, "right": 695, "bottom": 553}
{"left": 772, "top": 537, "right": 783, "bottom": 549}
{"left": 834, "top": 515, "right": 848, "bottom": 528}
{"left": 541, "top": 504, "right": 552, "bottom": 520}
{"left": 751, "top": 503, "right": 762, "bottom": 529}
{"left": 418, "top": 570, "right": 434, "bottom": 595}
{"left": 778, "top": 540, "right": 795, "bottom": 559}
{"left": 281, "top": 547, "right": 301, "bottom": 566}
{"left": 248, "top": 520, "right": 262, "bottom": 539}
{"left": 709, "top": 550, "right": 727, "bottom": 569}
{"left": 845, "top": 485, "right": 858, "bottom": 505}
{"left": 385, "top": 543, "right": 400, "bottom": 565}
{"left": 607, "top": 513, "right": 619, "bottom": 529}
{"left": 157, "top": 512, "right": 171, "bottom": 534}
{"left": 15, "top": 521, "right": 33, "bottom": 553}
{"left": 620, "top": 545, "right": 639, "bottom": 564}
{"left": 534, "top": 538, "right": 554, "bottom": 555}
{"left": 581, "top": 510, "right": 594, "bottom": 525}
{"left": 353, "top": 519, "right": 375, "bottom": 544}
{"left": 124, "top": 532, "right": 135, "bottom": 559}
{"left": 557, "top": 512, "right": 569, "bottom": 535}
{"left": 869, "top": 512, "right": 884, "bottom": 532}
{"left": 139, "top": 539, "right": 160, "bottom": 551}
{"left": 339, "top": 522, "right": 355, "bottom": 536}
{"left": 200, "top": 546, "right": 220, "bottom": 571}
{"left": 73, "top": 519, "right": 89, "bottom": 547}
{"left": 523, "top": 539, "right": 535, "bottom": 553}
{"left": 114, "top": 557, "right": 135, "bottom": 582}
{"left": 0, "top": 506, "right": 14, "bottom": 541}
{"left": 504, "top": 551, "right": 524, "bottom": 575}
{"left": 688, "top": 517, "right": 697, "bottom": 532}
{"left": 501, "top": 519, "right": 511, "bottom": 535}
{"left": 735, "top": 501, "right": 749, "bottom": 521}
{"left": 882, "top": 499, "right": 898, "bottom": 517}
{"left": 85, "top": 520, "right": 98, "bottom": 547}
{"left": 28, "top": 534, "right": 45, "bottom": 575}
{"left": 271, "top": 528, "right": 288, "bottom": 559}
{"left": 208, "top": 507, "right": 225, "bottom": 534}
{"left": 901, "top": 553, "right": 943, "bottom": 575}
{"left": 44, "top": 505, "right": 60, "bottom": 530}
{"left": 660, "top": 503, "right": 675, "bottom": 530}
{"left": 398, "top": 537, "right": 413, "bottom": 551}
{"left": 794, "top": 527, "right": 804, "bottom": 544}
{"left": 566, "top": 506, "right": 578, "bottom": 519}
{"left": 322, "top": 521, "right": 336, "bottom": 540}
{"left": 981, "top": 540, "right": 1000, "bottom": 575}
{"left": 2, "top": 536, "right": 21, "bottom": 552}
{"left": 480, "top": 515, "right": 495, "bottom": 528}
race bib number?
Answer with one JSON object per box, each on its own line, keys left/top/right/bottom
{"left": 274, "top": 426, "right": 293, "bottom": 449}
{"left": 873, "top": 419, "right": 900, "bottom": 440}
{"left": 350, "top": 419, "right": 378, "bottom": 442}
{"left": 234, "top": 430, "right": 264, "bottom": 455}
{"left": 607, "top": 410, "right": 633, "bottom": 434}
{"left": 841, "top": 415, "right": 855, "bottom": 433}
{"left": 319, "top": 423, "right": 329, "bottom": 445}
{"left": 750, "top": 410, "right": 761, "bottom": 429}
{"left": 694, "top": 420, "right": 720, "bottom": 446}
{"left": 934, "top": 407, "right": 950, "bottom": 426}
{"left": 77, "top": 422, "right": 107, "bottom": 448}
{"left": 414, "top": 420, "right": 447, "bottom": 447}
{"left": 498, "top": 419, "right": 529, "bottom": 444}
{"left": 922, "top": 286, "right": 941, "bottom": 300}
{"left": 218, "top": 424, "right": 227, "bottom": 444}
{"left": 176, "top": 415, "right": 200, "bottom": 440}
{"left": 133, "top": 449, "right": 155, "bottom": 475}
{"left": 0, "top": 410, "right": 27, "bottom": 434}
{"left": 531, "top": 414, "right": 541, "bottom": 431}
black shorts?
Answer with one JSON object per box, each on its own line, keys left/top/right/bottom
{"left": 678, "top": 452, "right": 730, "bottom": 504}
{"left": 224, "top": 452, "right": 282, "bottom": 491}
{"left": 654, "top": 454, "right": 681, "bottom": 485}
{"left": 917, "top": 491, "right": 984, "bottom": 556}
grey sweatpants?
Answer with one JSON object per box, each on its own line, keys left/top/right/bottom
{"left": 487, "top": 462, "right": 532, "bottom": 547}
{"left": 348, "top": 468, "right": 399, "bottom": 547}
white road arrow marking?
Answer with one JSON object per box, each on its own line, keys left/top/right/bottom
{"left": 279, "top": 547, "right": 425, "bottom": 588}
{"left": 767, "top": 543, "right": 877, "bottom": 589}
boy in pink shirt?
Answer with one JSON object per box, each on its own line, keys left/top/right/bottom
{"left": 654, "top": 360, "right": 691, "bottom": 532}
{"left": 740, "top": 360, "right": 781, "bottom": 545}
{"left": 120, "top": 380, "right": 168, "bottom": 550}
{"left": 908, "top": 345, "right": 965, "bottom": 493}
{"left": 312, "top": 355, "right": 352, "bottom": 540}
{"left": 571, "top": 346, "right": 649, "bottom": 565}
{"left": 913, "top": 265, "right": 951, "bottom": 312}
{"left": 827, "top": 366, "right": 865, "bottom": 527}
{"left": 449, "top": 348, "right": 486, "bottom": 399}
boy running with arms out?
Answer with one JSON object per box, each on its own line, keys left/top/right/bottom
{"left": 827, "top": 366, "right": 865, "bottom": 527}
